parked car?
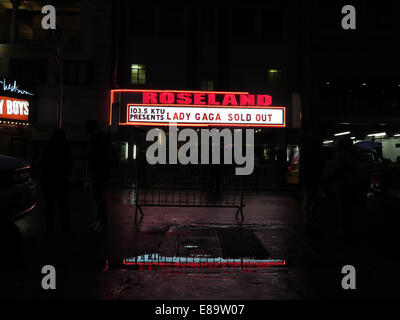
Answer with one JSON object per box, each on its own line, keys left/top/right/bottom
{"left": 304, "top": 144, "right": 395, "bottom": 232}
{"left": 321, "top": 145, "right": 390, "bottom": 194}
{"left": 317, "top": 144, "right": 400, "bottom": 219}
{"left": 367, "top": 162, "right": 400, "bottom": 204}
{"left": 0, "top": 155, "right": 38, "bottom": 222}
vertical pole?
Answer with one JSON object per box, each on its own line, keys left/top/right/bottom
{"left": 135, "top": 178, "right": 140, "bottom": 223}
{"left": 239, "top": 186, "right": 244, "bottom": 223}
{"left": 57, "top": 28, "right": 64, "bottom": 129}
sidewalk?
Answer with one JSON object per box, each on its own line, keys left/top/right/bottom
{"left": 2, "top": 185, "right": 394, "bottom": 299}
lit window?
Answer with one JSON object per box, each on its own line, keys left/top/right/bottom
{"left": 266, "top": 68, "right": 282, "bottom": 88}
{"left": 131, "top": 64, "right": 146, "bottom": 84}
{"left": 120, "top": 142, "right": 128, "bottom": 160}
{"left": 133, "top": 144, "right": 137, "bottom": 160}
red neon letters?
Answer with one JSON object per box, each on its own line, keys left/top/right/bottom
{"left": 143, "top": 91, "right": 272, "bottom": 106}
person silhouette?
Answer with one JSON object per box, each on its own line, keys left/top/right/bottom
{"left": 40, "top": 129, "right": 72, "bottom": 234}
{"left": 85, "top": 119, "right": 117, "bottom": 233}
{"left": 328, "top": 138, "right": 359, "bottom": 240}
{"left": 299, "top": 133, "right": 322, "bottom": 227}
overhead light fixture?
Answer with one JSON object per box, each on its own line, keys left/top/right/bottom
{"left": 323, "top": 140, "right": 334, "bottom": 144}
{"left": 334, "top": 131, "right": 351, "bottom": 136}
{"left": 350, "top": 136, "right": 356, "bottom": 140}
{"left": 367, "top": 132, "right": 386, "bottom": 137}
{"left": 362, "top": 83, "right": 367, "bottom": 86}
{"left": 394, "top": 134, "right": 400, "bottom": 137}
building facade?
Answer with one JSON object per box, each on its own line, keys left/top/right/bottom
{"left": 112, "top": 1, "right": 302, "bottom": 166}
{"left": 303, "top": 1, "right": 400, "bottom": 141}
{"left": 1, "top": 0, "right": 399, "bottom": 174}
{"left": 0, "top": 0, "right": 114, "bottom": 160}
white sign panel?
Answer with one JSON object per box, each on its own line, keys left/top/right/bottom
{"left": 127, "top": 105, "right": 285, "bottom": 127}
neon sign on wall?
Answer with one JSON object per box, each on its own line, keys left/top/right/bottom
{"left": 0, "top": 96, "right": 29, "bottom": 121}
{"left": 0, "top": 78, "right": 34, "bottom": 96}
{"left": 111, "top": 89, "right": 286, "bottom": 128}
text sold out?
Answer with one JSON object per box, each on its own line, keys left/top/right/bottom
{"left": 164, "top": 112, "right": 273, "bottom": 122}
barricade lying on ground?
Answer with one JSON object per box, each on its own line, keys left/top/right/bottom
{"left": 134, "top": 164, "right": 245, "bottom": 224}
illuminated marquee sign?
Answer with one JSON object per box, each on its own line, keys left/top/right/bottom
{"left": 111, "top": 89, "right": 286, "bottom": 128}
{"left": 0, "top": 78, "right": 34, "bottom": 123}
{"left": 0, "top": 96, "right": 30, "bottom": 121}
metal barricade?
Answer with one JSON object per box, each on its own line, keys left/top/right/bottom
{"left": 134, "top": 164, "right": 245, "bottom": 224}
{"left": 69, "top": 159, "right": 91, "bottom": 187}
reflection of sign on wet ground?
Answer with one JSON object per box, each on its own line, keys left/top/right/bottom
{"left": 123, "top": 253, "right": 285, "bottom": 269}
{"left": 122, "top": 226, "right": 285, "bottom": 270}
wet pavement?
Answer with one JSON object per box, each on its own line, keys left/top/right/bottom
{"left": 2, "top": 185, "right": 400, "bottom": 300}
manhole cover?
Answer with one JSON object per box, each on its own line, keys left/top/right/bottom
{"left": 216, "top": 227, "right": 270, "bottom": 259}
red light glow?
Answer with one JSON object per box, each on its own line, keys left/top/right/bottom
{"left": 122, "top": 254, "right": 286, "bottom": 270}
{"left": 109, "top": 89, "right": 284, "bottom": 128}
{"left": 0, "top": 96, "right": 29, "bottom": 121}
